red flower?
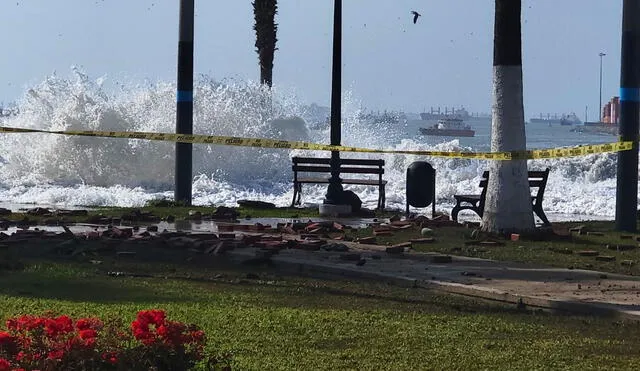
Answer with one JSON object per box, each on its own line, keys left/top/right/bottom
{"left": 135, "top": 310, "right": 166, "bottom": 328}
{"left": 0, "top": 358, "right": 10, "bottom": 371}
{"left": 0, "top": 332, "right": 13, "bottom": 345}
{"left": 156, "top": 324, "right": 167, "bottom": 337}
{"left": 44, "top": 316, "right": 73, "bottom": 338}
{"left": 148, "top": 310, "right": 166, "bottom": 325}
{"left": 101, "top": 352, "right": 118, "bottom": 365}
{"left": 131, "top": 320, "right": 154, "bottom": 344}
{"left": 4, "top": 319, "right": 16, "bottom": 331}
{"left": 78, "top": 329, "right": 97, "bottom": 340}
{"left": 82, "top": 336, "right": 97, "bottom": 348}
{"left": 47, "top": 349, "right": 64, "bottom": 360}
{"left": 1, "top": 310, "right": 212, "bottom": 370}
{"left": 9, "top": 315, "right": 45, "bottom": 332}
{"left": 131, "top": 310, "right": 170, "bottom": 345}
{"left": 75, "top": 318, "right": 102, "bottom": 331}
{"left": 161, "top": 321, "right": 189, "bottom": 346}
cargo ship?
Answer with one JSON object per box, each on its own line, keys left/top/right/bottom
{"left": 358, "top": 110, "right": 408, "bottom": 125}
{"left": 528, "top": 113, "right": 581, "bottom": 126}
{"left": 420, "top": 106, "right": 491, "bottom": 124}
{"left": 419, "top": 118, "right": 475, "bottom": 137}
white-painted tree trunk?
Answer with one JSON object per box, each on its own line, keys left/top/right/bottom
{"left": 481, "top": 65, "right": 535, "bottom": 233}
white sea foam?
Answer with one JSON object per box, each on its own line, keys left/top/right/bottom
{"left": 0, "top": 68, "right": 633, "bottom": 220}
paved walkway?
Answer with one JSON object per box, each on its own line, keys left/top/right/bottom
{"left": 227, "top": 241, "right": 640, "bottom": 320}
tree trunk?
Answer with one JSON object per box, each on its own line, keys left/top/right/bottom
{"left": 481, "top": 0, "right": 535, "bottom": 233}
{"left": 253, "top": 0, "right": 278, "bottom": 88}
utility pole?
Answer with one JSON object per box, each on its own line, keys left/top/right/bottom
{"left": 599, "top": 52, "right": 606, "bottom": 121}
{"left": 175, "top": 0, "right": 194, "bottom": 205}
{"left": 584, "top": 106, "right": 588, "bottom": 122}
{"left": 323, "top": 0, "right": 345, "bottom": 208}
{"left": 615, "top": 0, "right": 640, "bottom": 232}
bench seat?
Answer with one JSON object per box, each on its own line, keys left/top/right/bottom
{"left": 451, "top": 168, "right": 551, "bottom": 226}
{"left": 292, "top": 156, "right": 386, "bottom": 209}
{"left": 296, "top": 178, "right": 387, "bottom": 186}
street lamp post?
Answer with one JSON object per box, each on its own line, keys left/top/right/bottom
{"left": 615, "top": 0, "right": 640, "bottom": 232}
{"left": 175, "top": 0, "right": 194, "bottom": 205}
{"left": 599, "top": 52, "right": 606, "bottom": 122}
{"left": 323, "top": 0, "right": 345, "bottom": 207}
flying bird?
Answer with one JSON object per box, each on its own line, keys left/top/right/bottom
{"left": 411, "top": 10, "right": 421, "bottom": 24}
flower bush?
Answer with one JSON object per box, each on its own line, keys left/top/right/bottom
{"left": 0, "top": 310, "right": 231, "bottom": 371}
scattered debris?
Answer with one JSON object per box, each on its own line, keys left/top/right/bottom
{"left": 595, "top": 256, "right": 616, "bottom": 262}
{"left": 237, "top": 200, "right": 276, "bottom": 209}
{"left": 549, "top": 247, "right": 573, "bottom": 255}
{"left": 420, "top": 228, "right": 433, "bottom": 237}
{"left": 355, "top": 236, "right": 377, "bottom": 244}
{"left": 586, "top": 231, "right": 605, "bottom": 236}
{"left": 607, "top": 244, "right": 637, "bottom": 251}
{"left": 410, "top": 237, "right": 436, "bottom": 245}
{"left": 373, "top": 230, "right": 394, "bottom": 237}
{"left": 577, "top": 250, "right": 600, "bottom": 257}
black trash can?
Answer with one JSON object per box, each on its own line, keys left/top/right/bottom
{"left": 406, "top": 161, "right": 436, "bottom": 217}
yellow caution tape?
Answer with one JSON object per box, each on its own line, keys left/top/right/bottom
{"left": 0, "top": 126, "right": 634, "bottom": 160}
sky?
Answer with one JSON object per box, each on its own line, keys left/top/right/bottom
{"left": 0, "top": 0, "right": 623, "bottom": 120}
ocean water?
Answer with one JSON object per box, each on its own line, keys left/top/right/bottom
{"left": 0, "top": 69, "right": 628, "bottom": 221}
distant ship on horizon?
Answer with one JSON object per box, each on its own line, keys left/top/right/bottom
{"left": 419, "top": 106, "right": 491, "bottom": 121}
{"left": 528, "top": 113, "right": 582, "bottom": 126}
{"left": 357, "top": 110, "right": 408, "bottom": 125}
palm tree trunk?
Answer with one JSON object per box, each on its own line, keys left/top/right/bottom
{"left": 481, "top": 0, "right": 535, "bottom": 233}
{"left": 253, "top": 0, "right": 278, "bottom": 88}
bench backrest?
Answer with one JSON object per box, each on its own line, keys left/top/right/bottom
{"left": 292, "top": 156, "right": 385, "bottom": 175}
{"left": 478, "top": 168, "right": 550, "bottom": 208}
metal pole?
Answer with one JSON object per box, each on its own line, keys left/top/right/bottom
{"left": 324, "top": 0, "right": 344, "bottom": 205}
{"left": 585, "top": 105, "right": 588, "bottom": 122}
{"left": 599, "top": 52, "right": 606, "bottom": 121}
{"left": 615, "top": 0, "right": 640, "bottom": 232}
{"left": 175, "top": 0, "right": 194, "bottom": 205}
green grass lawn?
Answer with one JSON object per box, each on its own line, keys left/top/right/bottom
{"left": 1, "top": 259, "right": 639, "bottom": 370}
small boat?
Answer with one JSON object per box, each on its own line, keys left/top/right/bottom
{"left": 419, "top": 118, "right": 475, "bottom": 137}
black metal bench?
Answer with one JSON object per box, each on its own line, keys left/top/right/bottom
{"left": 451, "top": 168, "right": 551, "bottom": 226}
{"left": 291, "top": 156, "right": 386, "bottom": 209}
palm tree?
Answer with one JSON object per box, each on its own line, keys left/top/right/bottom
{"left": 252, "top": 0, "right": 278, "bottom": 88}
{"left": 481, "top": 0, "right": 535, "bottom": 233}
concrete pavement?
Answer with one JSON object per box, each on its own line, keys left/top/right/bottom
{"left": 226, "top": 241, "right": 640, "bottom": 320}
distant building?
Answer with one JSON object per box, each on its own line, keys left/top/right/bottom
{"left": 602, "top": 96, "right": 620, "bottom": 124}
